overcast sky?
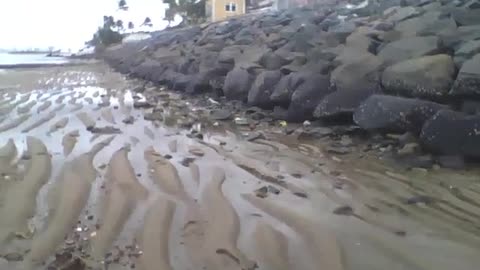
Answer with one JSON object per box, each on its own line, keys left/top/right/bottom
{"left": 0, "top": 0, "right": 169, "bottom": 51}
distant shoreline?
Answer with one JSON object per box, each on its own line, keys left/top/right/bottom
{"left": 0, "top": 61, "right": 95, "bottom": 69}
{"left": 7, "top": 51, "right": 50, "bottom": 55}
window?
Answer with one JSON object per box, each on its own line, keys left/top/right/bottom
{"left": 225, "top": 2, "right": 237, "bottom": 12}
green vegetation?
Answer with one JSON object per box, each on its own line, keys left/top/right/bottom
{"left": 163, "top": 0, "right": 207, "bottom": 25}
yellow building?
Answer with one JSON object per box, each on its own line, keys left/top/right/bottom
{"left": 206, "top": 0, "right": 246, "bottom": 22}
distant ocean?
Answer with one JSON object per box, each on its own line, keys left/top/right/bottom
{"left": 0, "top": 52, "right": 67, "bottom": 67}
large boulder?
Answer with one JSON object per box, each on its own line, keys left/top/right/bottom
{"left": 247, "top": 70, "right": 283, "bottom": 109}
{"left": 314, "top": 81, "right": 380, "bottom": 119}
{"left": 420, "top": 110, "right": 480, "bottom": 157}
{"left": 270, "top": 72, "right": 309, "bottom": 107}
{"left": 391, "top": 11, "right": 456, "bottom": 38}
{"left": 378, "top": 36, "right": 443, "bottom": 64}
{"left": 454, "top": 40, "right": 480, "bottom": 67}
{"left": 383, "top": 6, "right": 422, "bottom": 23}
{"left": 258, "top": 51, "right": 290, "bottom": 70}
{"left": 354, "top": 95, "right": 445, "bottom": 133}
{"left": 331, "top": 52, "right": 383, "bottom": 92}
{"left": 223, "top": 68, "right": 254, "bottom": 101}
{"left": 286, "top": 74, "right": 333, "bottom": 122}
{"left": 450, "top": 7, "right": 480, "bottom": 26}
{"left": 381, "top": 54, "right": 456, "bottom": 98}
{"left": 440, "top": 25, "right": 480, "bottom": 50}
{"left": 450, "top": 53, "right": 480, "bottom": 96}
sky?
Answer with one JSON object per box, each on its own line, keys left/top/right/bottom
{"left": 0, "top": 0, "right": 172, "bottom": 51}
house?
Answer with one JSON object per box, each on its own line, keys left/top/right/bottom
{"left": 206, "top": 0, "right": 247, "bottom": 22}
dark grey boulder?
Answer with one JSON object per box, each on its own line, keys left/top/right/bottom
{"left": 461, "top": 100, "right": 480, "bottom": 115}
{"left": 378, "top": 36, "right": 442, "bottom": 64}
{"left": 450, "top": 7, "right": 480, "bottom": 25}
{"left": 223, "top": 68, "right": 254, "bottom": 101}
{"left": 314, "top": 81, "right": 380, "bottom": 119}
{"left": 454, "top": 40, "right": 480, "bottom": 67}
{"left": 381, "top": 54, "right": 456, "bottom": 98}
{"left": 383, "top": 6, "right": 422, "bottom": 23}
{"left": 331, "top": 52, "right": 383, "bottom": 92}
{"left": 440, "top": 25, "right": 480, "bottom": 49}
{"left": 215, "top": 19, "right": 243, "bottom": 35}
{"left": 450, "top": 54, "right": 480, "bottom": 96}
{"left": 270, "top": 72, "right": 309, "bottom": 107}
{"left": 247, "top": 70, "right": 283, "bottom": 109}
{"left": 393, "top": 11, "right": 455, "bottom": 37}
{"left": 328, "top": 21, "right": 357, "bottom": 42}
{"left": 259, "top": 51, "right": 290, "bottom": 70}
{"left": 286, "top": 75, "right": 333, "bottom": 122}
{"left": 354, "top": 95, "right": 445, "bottom": 133}
{"left": 185, "top": 67, "right": 229, "bottom": 94}
{"left": 436, "top": 155, "right": 466, "bottom": 169}
{"left": 420, "top": 109, "right": 480, "bottom": 157}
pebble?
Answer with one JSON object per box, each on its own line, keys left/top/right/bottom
{"left": 255, "top": 186, "right": 269, "bottom": 198}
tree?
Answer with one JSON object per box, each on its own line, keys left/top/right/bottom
{"left": 142, "top": 17, "right": 153, "bottom": 27}
{"left": 128, "top": 21, "right": 135, "bottom": 29}
{"left": 116, "top": 20, "right": 124, "bottom": 31}
{"left": 103, "top": 15, "right": 115, "bottom": 29}
{"left": 163, "top": 0, "right": 206, "bottom": 25}
{"left": 118, "top": 0, "right": 128, "bottom": 10}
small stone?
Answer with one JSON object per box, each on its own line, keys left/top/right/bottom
{"left": 164, "top": 154, "right": 173, "bottom": 159}
{"left": 122, "top": 115, "right": 135, "bottom": 124}
{"left": 293, "top": 192, "right": 308, "bottom": 198}
{"left": 395, "top": 231, "right": 407, "bottom": 237}
{"left": 267, "top": 185, "right": 281, "bottom": 195}
{"left": 255, "top": 186, "right": 269, "bottom": 198}
{"left": 333, "top": 206, "right": 354, "bottom": 216}
{"left": 245, "top": 132, "right": 265, "bottom": 142}
{"left": 405, "top": 195, "right": 434, "bottom": 205}
{"left": 326, "top": 146, "right": 351, "bottom": 155}
{"left": 4, "top": 252, "right": 23, "bottom": 261}
{"left": 180, "top": 157, "right": 196, "bottom": 167}
{"left": 291, "top": 173, "right": 302, "bottom": 178}
{"left": 88, "top": 126, "right": 122, "bottom": 134}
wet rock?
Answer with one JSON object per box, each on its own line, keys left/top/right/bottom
{"left": 314, "top": 81, "right": 379, "bottom": 119}
{"left": 248, "top": 70, "right": 282, "bottom": 109}
{"left": 286, "top": 74, "right": 333, "bottom": 122}
{"left": 454, "top": 40, "right": 480, "bottom": 67}
{"left": 378, "top": 36, "right": 442, "bottom": 64}
{"left": 420, "top": 109, "right": 480, "bottom": 157}
{"left": 245, "top": 132, "right": 265, "bottom": 142}
{"left": 88, "top": 126, "right": 122, "bottom": 134}
{"left": 180, "top": 157, "right": 196, "bottom": 167}
{"left": 436, "top": 155, "right": 466, "bottom": 169}
{"left": 402, "top": 155, "right": 434, "bottom": 169}
{"left": 270, "top": 72, "right": 308, "bottom": 108}
{"left": 441, "top": 25, "right": 480, "bottom": 50}
{"left": 133, "top": 101, "right": 154, "bottom": 109}
{"left": 267, "top": 185, "right": 281, "bottom": 195}
{"left": 255, "top": 186, "right": 269, "bottom": 198}
{"left": 461, "top": 100, "right": 480, "bottom": 115}
{"left": 259, "top": 51, "right": 290, "bottom": 70}
{"left": 122, "top": 115, "right": 135, "bottom": 124}
{"left": 381, "top": 54, "right": 456, "bottom": 98}
{"left": 326, "top": 146, "right": 351, "bottom": 155}
{"left": 397, "top": 142, "right": 420, "bottom": 155}
{"left": 210, "top": 109, "right": 233, "bottom": 120}
{"left": 354, "top": 95, "right": 445, "bottom": 134}
{"left": 405, "top": 195, "right": 434, "bottom": 205}
{"left": 450, "top": 7, "right": 480, "bottom": 26}
{"left": 298, "top": 127, "right": 334, "bottom": 139}
{"left": 223, "top": 68, "right": 254, "bottom": 101}
{"left": 450, "top": 54, "right": 480, "bottom": 96}
{"left": 332, "top": 205, "right": 354, "bottom": 216}
{"left": 4, "top": 252, "right": 23, "bottom": 261}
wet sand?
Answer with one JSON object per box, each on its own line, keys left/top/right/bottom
{"left": 0, "top": 63, "right": 479, "bottom": 270}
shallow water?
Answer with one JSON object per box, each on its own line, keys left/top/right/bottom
{"left": 0, "top": 53, "right": 67, "bottom": 66}
{"left": 0, "top": 64, "right": 479, "bottom": 270}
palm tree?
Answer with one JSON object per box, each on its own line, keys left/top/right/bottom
{"left": 142, "top": 17, "right": 152, "bottom": 27}
{"left": 118, "top": 0, "right": 128, "bottom": 10}
{"left": 116, "top": 20, "right": 124, "bottom": 31}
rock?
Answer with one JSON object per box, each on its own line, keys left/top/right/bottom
{"left": 133, "top": 101, "right": 154, "bottom": 109}
{"left": 420, "top": 109, "right": 480, "bottom": 157}
{"left": 188, "top": 147, "right": 205, "bottom": 157}
{"left": 354, "top": 95, "right": 445, "bottom": 133}
{"left": 286, "top": 74, "right": 333, "bottom": 122}
{"left": 450, "top": 54, "right": 480, "bottom": 96}
{"left": 210, "top": 109, "right": 233, "bottom": 120}
{"left": 234, "top": 117, "right": 249, "bottom": 126}
{"left": 259, "top": 51, "right": 290, "bottom": 70}
{"left": 267, "top": 185, "right": 281, "bottom": 195}
{"left": 454, "top": 40, "right": 480, "bottom": 67}
{"left": 331, "top": 52, "right": 383, "bottom": 92}
{"left": 122, "top": 115, "right": 135, "bottom": 124}
{"left": 270, "top": 72, "right": 309, "bottom": 107}
{"left": 393, "top": 11, "right": 456, "bottom": 37}
{"left": 436, "top": 155, "right": 466, "bottom": 169}
{"left": 215, "top": 19, "right": 243, "bottom": 35}
{"left": 247, "top": 70, "right": 282, "bottom": 109}
{"left": 450, "top": 7, "right": 480, "bottom": 25}
{"left": 314, "top": 81, "right": 379, "bottom": 119}
{"left": 255, "top": 186, "right": 269, "bottom": 198}
{"left": 397, "top": 142, "right": 420, "bottom": 155}
{"left": 332, "top": 205, "right": 354, "bottom": 216}
{"left": 381, "top": 54, "right": 456, "bottom": 98}
{"left": 461, "top": 100, "right": 480, "bottom": 115}
{"left": 400, "top": 154, "right": 434, "bottom": 169}
{"left": 326, "top": 146, "right": 351, "bottom": 155}
{"left": 378, "top": 36, "right": 442, "bottom": 64}
{"left": 405, "top": 195, "right": 434, "bottom": 205}
{"left": 328, "top": 21, "right": 357, "bottom": 42}
{"left": 4, "top": 252, "right": 23, "bottom": 261}
{"left": 88, "top": 126, "right": 122, "bottom": 134}
{"left": 440, "top": 25, "right": 480, "bottom": 49}
{"left": 180, "top": 157, "right": 196, "bottom": 167}
{"left": 223, "top": 68, "right": 254, "bottom": 101}
{"left": 383, "top": 6, "right": 421, "bottom": 23}
{"left": 298, "top": 127, "right": 334, "bottom": 139}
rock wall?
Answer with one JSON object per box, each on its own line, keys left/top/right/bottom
{"left": 102, "top": 0, "right": 480, "bottom": 159}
